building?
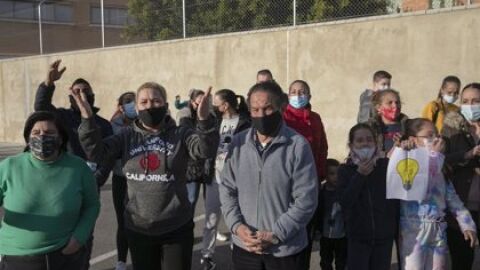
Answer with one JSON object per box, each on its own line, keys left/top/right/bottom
{"left": 402, "top": 0, "right": 478, "bottom": 12}
{"left": 0, "top": 0, "right": 138, "bottom": 58}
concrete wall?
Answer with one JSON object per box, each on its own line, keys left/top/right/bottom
{"left": 1, "top": 6, "right": 479, "bottom": 159}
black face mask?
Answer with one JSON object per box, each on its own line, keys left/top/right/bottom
{"left": 69, "top": 94, "right": 95, "bottom": 111}
{"left": 251, "top": 111, "right": 283, "bottom": 137}
{"left": 138, "top": 106, "right": 168, "bottom": 127}
{"left": 212, "top": 106, "right": 222, "bottom": 118}
{"left": 29, "top": 135, "right": 59, "bottom": 160}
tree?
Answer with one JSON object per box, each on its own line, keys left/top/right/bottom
{"left": 124, "top": 0, "right": 389, "bottom": 41}
{"left": 125, "top": 0, "right": 183, "bottom": 41}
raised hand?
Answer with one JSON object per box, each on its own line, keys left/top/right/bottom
{"left": 197, "top": 86, "right": 212, "bottom": 121}
{"left": 465, "top": 145, "right": 480, "bottom": 160}
{"left": 431, "top": 137, "right": 445, "bottom": 153}
{"left": 70, "top": 87, "right": 93, "bottom": 119}
{"left": 400, "top": 138, "right": 416, "bottom": 151}
{"left": 45, "top": 59, "right": 66, "bottom": 86}
{"left": 357, "top": 158, "right": 375, "bottom": 176}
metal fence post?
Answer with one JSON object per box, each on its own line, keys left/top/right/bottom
{"left": 182, "top": 0, "right": 186, "bottom": 38}
{"left": 101, "top": 0, "right": 105, "bottom": 48}
{"left": 293, "top": 0, "right": 297, "bottom": 26}
{"left": 38, "top": 0, "right": 47, "bottom": 54}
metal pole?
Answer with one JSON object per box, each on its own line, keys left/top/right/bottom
{"left": 100, "top": 0, "right": 105, "bottom": 47}
{"left": 182, "top": 0, "right": 186, "bottom": 38}
{"left": 293, "top": 0, "right": 296, "bottom": 26}
{"left": 38, "top": 0, "right": 46, "bottom": 54}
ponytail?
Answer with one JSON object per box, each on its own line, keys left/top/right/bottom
{"left": 236, "top": 95, "right": 249, "bottom": 115}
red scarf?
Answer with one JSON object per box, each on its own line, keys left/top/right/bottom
{"left": 283, "top": 104, "right": 314, "bottom": 144}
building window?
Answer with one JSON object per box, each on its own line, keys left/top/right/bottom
{"left": 0, "top": 1, "right": 14, "bottom": 19}
{"left": 90, "top": 6, "right": 129, "bottom": 26}
{"left": 42, "top": 3, "right": 73, "bottom": 23}
{"left": 0, "top": 1, "right": 72, "bottom": 22}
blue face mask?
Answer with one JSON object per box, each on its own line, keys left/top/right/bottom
{"left": 461, "top": 104, "right": 480, "bottom": 122}
{"left": 289, "top": 95, "right": 309, "bottom": 109}
{"left": 123, "top": 102, "right": 137, "bottom": 119}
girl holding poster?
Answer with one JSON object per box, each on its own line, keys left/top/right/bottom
{"left": 399, "top": 118, "right": 478, "bottom": 270}
{"left": 337, "top": 123, "right": 399, "bottom": 270}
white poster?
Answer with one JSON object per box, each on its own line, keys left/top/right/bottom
{"left": 386, "top": 147, "right": 429, "bottom": 201}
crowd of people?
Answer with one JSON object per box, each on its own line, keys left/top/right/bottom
{"left": 0, "top": 60, "right": 478, "bottom": 270}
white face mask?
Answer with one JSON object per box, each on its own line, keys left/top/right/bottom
{"left": 442, "top": 94, "right": 457, "bottom": 104}
{"left": 353, "top": 147, "right": 376, "bottom": 160}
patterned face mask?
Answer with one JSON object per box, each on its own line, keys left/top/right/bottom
{"left": 29, "top": 135, "right": 59, "bottom": 160}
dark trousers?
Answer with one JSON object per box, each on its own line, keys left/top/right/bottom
{"left": 447, "top": 211, "right": 479, "bottom": 270}
{"left": 0, "top": 247, "right": 86, "bottom": 270}
{"left": 112, "top": 174, "right": 129, "bottom": 263}
{"left": 347, "top": 239, "right": 393, "bottom": 270}
{"left": 304, "top": 208, "right": 320, "bottom": 270}
{"left": 81, "top": 235, "right": 93, "bottom": 270}
{"left": 126, "top": 221, "right": 194, "bottom": 270}
{"left": 232, "top": 245, "right": 308, "bottom": 270}
{"left": 319, "top": 237, "right": 347, "bottom": 270}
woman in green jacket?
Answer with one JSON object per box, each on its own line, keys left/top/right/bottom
{"left": 0, "top": 111, "right": 100, "bottom": 270}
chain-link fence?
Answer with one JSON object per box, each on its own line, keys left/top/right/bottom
{"left": 0, "top": 0, "right": 477, "bottom": 58}
{"left": 125, "top": 0, "right": 475, "bottom": 41}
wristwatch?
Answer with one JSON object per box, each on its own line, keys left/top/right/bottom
{"left": 271, "top": 234, "right": 280, "bottom": 245}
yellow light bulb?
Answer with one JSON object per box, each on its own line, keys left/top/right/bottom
{"left": 396, "top": 158, "right": 419, "bottom": 191}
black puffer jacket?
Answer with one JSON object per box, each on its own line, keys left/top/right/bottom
{"left": 176, "top": 106, "right": 250, "bottom": 183}
{"left": 34, "top": 82, "right": 113, "bottom": 187}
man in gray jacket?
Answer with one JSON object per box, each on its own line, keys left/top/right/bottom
{"left": 219, "top": 81, "right": 318, "bottom": 270}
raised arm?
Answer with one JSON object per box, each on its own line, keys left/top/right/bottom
{"left": 34, "top": 60, "right": 66, "bottom": 112}
{"left": 184, "top": 87, "right": 219, "bottom": 160}
{"left": 72, "top": 87, "right": 123, "bottom": 167}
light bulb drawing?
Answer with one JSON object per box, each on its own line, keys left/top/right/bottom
{"left": 396, "top": 158, "right": 419, "bottom": 191}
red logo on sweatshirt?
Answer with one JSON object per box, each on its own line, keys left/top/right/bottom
{"left": 140, "top": 153, "right": 161, "bottom": 171}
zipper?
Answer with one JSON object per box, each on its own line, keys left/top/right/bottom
{"left": 253, "top": 143, "right": 268, "bottom": 230}
{"left": 256, "top": 168, "right": 262, "bottom": 230}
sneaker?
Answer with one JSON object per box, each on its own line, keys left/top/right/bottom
{"left": 115, "top": 261, "right": 127, "bottom": 270}
{"left": 200, "top": 256, "right": 216, "bottom": 270}
{"left": 216, "top": 232, "right": 229, "bottom": 242}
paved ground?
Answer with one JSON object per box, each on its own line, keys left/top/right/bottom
{"left": 0, "top": 142, "right": 479, "bottom": 270}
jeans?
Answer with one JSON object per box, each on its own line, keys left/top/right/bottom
{"left": 201, "top": 181, "right": 222, "bottom": 258}
{"left": 186, "top": 182, "right": 201, "bottom": 210}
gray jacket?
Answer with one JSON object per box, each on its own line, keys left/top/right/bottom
{"left": 219, "top": 123, "right": 318, "bottom": 257}
{"left": 357, "top": 89, "right": 374, "bottom": 123}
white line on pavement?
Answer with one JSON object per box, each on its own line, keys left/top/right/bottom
{"left": 89, "top": 214, "right": 207, "bottom": 266}
{"left": 89, "top": 250, "right": 117, "bottom": 265}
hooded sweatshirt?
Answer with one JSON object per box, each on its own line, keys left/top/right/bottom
{"left": 78, "top": 115, "right": 219, "bottom": 235}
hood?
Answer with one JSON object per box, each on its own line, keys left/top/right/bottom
{"left": 442, "top": 111, "right": 469, "bottom": 137}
